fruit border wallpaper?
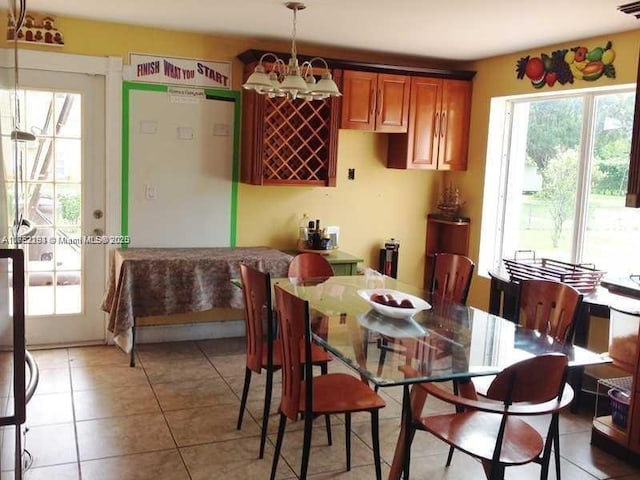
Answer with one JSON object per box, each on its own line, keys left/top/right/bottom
{"left": 516, "top": 41, "right": 616, "bottom": 88}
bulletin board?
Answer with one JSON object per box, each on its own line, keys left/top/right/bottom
{"left": 121, "top": 82, "right": 240, "bottom": 247}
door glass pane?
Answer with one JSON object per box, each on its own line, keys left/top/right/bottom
{"left": 503, "top": 97, "right": 584, "bottom": 261}
{"left": 2, "top": 87, "right": 83, "bottom": 316}
{"left": 55, "top": 93, "right": 81, "bottom": 138}
{"left": 55, "top": 226, "right": 81, "bottom": 270}
{"left": 55, "top": 138, "right": 81, "bottom": 182}
{"left": 25, "top": 90, "right": 53, "bottom": 136}
{"left": 55, "top": 184, "right": 80, "bottom": 226}
{"left": 583, "top": 92, "right": 639, "bottom": 277}
{"left": 26, "top": 182, "right": 54, "bottom": 226}
{"left": 26, "top": 136, "right": 53, "bottom": 181}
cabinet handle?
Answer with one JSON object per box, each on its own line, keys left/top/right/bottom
{"left": 371, "top": 88, "right": 375, "bottom": 117}
{"left": 441, "top": 112, "right": 447, "bottom": 137}
{"left": 377, "top": 89, "right": 382, "bottom": 117}
{"left": 434, "top": 112, "right": 440, "bottom": 138}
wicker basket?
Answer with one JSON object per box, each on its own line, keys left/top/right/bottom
{"left": 502, "top": 251, "right": 605, "bottom": 293}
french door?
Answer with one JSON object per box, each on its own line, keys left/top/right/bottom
{"left": 1, "top": 68, "right": 106, "bottom": 345}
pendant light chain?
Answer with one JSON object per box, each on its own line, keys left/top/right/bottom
{"left": 291, "top": 5, "right": 297, "bottom": 63}
{"left": 241, "top": 3, "right": 341, "bottom": 101}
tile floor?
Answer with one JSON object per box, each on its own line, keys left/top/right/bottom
{"left": 0, "top": 339, "right": 639, "bottom": 479}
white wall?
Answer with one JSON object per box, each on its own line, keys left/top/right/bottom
{"left": 128, "top": 90, "right": 234, "bottom": 247}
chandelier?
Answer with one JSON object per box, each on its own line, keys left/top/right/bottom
{"left": 242, "top": 2, "right": 341, "bottom": 101}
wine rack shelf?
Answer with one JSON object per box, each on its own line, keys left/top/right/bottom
{"left": 241, "top": 89, "right": 339, "bottom": 186}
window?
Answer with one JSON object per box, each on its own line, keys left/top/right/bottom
{"left": 480, "top": 86, "right": 639, "bottom": 279}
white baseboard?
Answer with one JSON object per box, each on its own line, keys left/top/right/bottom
{"left": 134, "top": 320, "right": 246, "bottom": 344}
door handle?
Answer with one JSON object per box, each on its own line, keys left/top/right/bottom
{"left": 434, "top": 113, "right": 440, "bottom": 138}
{"left": 377, "top": 89, "right": 382, "bottom": 117}
{"left": 93, "top": 228, "right": 104, "bottom": 236}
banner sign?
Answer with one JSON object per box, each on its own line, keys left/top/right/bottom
{"left": 128, "top": 53, "right": 231, "bottom": 89}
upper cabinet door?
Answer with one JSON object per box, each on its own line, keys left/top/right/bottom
{"left": 376, "top": 73, "right": 410, "bottom": 133}
{"left": 340, "top": 70, "right": 409, "bottom": 132}
{"left": 409, "top": 77, "right": 442, "bottom": 168}
{"left": 341, "top": 70, "right": 377, "bottom": 130}
{"left": 387, "top": 76, "right": 472, "bottom": 170}
{"left": 437, "top": 79, "right": 472, "bottom": 171}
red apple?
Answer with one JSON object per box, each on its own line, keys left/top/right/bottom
{"left": 525, "top": 57, "right": 545, "bottom": 82}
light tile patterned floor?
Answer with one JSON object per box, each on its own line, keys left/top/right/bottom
{"left": 0, "top": 339, "right": 639, "bottom": 479}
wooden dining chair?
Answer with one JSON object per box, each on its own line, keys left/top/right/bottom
{"left": 430, "top": 252, "right": 475, "bottom": 304}
{"left": 271, "top": 285, "right": 386, "bottom": 480}
{"left": 236, "top": 263, "right": 331, "bottom": 459}
{"left": 377, "top": 253, "right": 474, "bottom": 378}
{"left": 287, "top": 252, "right": 334, "bottom": 278}
{"left": 463, "top": 278, "right": 584, "bottom": 470}
{"left": 517, "top": 279, "right": 583, "bottom": 342}
{"left": 402, "top": 353, "right": 574, "bottom": 480}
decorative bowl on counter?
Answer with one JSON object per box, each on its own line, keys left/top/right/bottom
{"left": 357, "top": 289, "right": 431, "bottom": 319}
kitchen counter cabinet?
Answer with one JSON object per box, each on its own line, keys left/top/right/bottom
{"left": 286, "top": 250, "right": 363, "bottom": 276}
{"left": 592, "top": 304, "right": 640, "bottom": 460}
{"left": 340, "top": 70, "right": 410, "bottom": 133}
{"left": 324, "top": 250, "right": 364, "bottom": 276}
{"left": 388, "top": 77, "right": 472, "bottom": 170}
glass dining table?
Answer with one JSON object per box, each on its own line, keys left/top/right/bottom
{"left": 273, "top": 274, "right": 610, "bottom": 479}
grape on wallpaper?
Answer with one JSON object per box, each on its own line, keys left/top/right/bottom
{"left": 516, "top": 41, "right": 616, "bottom": 88}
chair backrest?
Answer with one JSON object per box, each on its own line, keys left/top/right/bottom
{"left": 486, "top": 353, "right": 569, "bottom": 403}
{"left": 430, "top": 253, "right": 475, "bottom": 304}
{"left": 287, "top": 252, "right": 334, "bottom": 279}
{"left": 517, "top": 279, "right": 582, "bottom": 342}
{"left": 239, "top": 263, "right": 272, "bottom": 373}
{"left": 274, "top": 284, "right": 313, "bottom": 420}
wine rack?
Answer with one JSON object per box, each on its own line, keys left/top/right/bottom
{"left": 241, "top": 90, "right": 339, "bottom": 186}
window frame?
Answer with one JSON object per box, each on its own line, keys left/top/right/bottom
{"left": 479, "top": 84, "right": 636, "bottom": 278}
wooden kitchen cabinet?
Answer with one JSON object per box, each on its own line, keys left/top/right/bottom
{"left": 240, "top": 66, "right": 340, "bottom": 186}
{"left": 423, "top": 214, "right": 470, "bottom": 290}
{"left": 388, "top": 77, "right": 472, "bottom": 170}
{"left": 340, "top": 70, "right": 410, "bottom": 133}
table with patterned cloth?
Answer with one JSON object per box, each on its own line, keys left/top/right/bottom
{"left": 101, "top": 247, "right": 293, "bottom": 361}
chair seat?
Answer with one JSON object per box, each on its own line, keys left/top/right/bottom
{"left": 263, "top": 340, "right": 332, "bottom": 367}
{"left": 419, "top": 411, "right": 543, "bottom": 466}
{"left": 300, "top": 373, "right": 386, "bottom": 414}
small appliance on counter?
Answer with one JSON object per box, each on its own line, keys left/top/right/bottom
{"left": 297, "top": 214, "right": 339, "bottom": 252}
{"left": 379, "top": 238, "right": 399, "bottom": 278}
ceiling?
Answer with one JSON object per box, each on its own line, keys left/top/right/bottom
{"left": 26, "top": 0, "right": 640, "bottom": 61}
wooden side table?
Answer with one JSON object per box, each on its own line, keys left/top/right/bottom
{"left": 424, "top": 214, "right": 470, "bottom": 290}
{"left": 286, "top": 250, "right": 363, "bottom": 276}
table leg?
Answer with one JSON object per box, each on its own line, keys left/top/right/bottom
{"left": 130, "top": 319, "right": 136, "bottom": 368}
